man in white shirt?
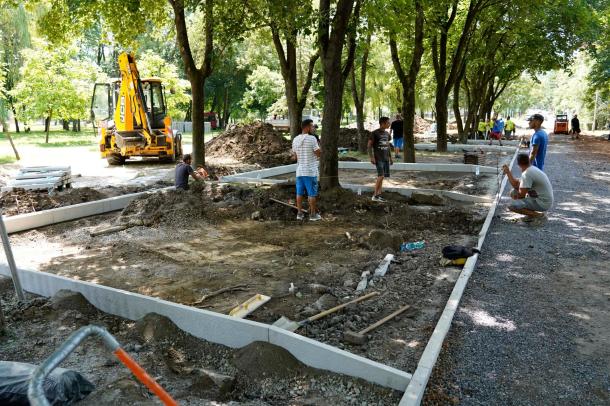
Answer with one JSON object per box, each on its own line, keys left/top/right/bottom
{"left": 292, "top": 119, "right": 321, "bottom": 221}
{"left": 502, "top": 153, "right": 554, "bottom": 220}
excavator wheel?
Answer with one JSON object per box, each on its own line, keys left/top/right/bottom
{"left": 107, "top": 154, "right": 126, "bottom": 166}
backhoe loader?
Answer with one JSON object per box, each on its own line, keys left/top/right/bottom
{"left": 90, "top": 52, "right": 182, "bottom": 165}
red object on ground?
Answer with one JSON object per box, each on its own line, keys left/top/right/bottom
{"left": 114, "top": 348, "right": 178, "bottom": 406}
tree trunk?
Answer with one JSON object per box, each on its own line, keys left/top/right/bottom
{"left": 453, "top": 83, "right": 464, "bottom": 142}
{"left": 285, "top": 79, "right": 302, "bottom": 138}
{"left": 45, "top": 111, "right": 52, "bottom": 143}
{"left": 435, "top": 95, "right": 448, "bottom": 152}
{"left": 319, "top": 68, "right": 344, "bottom": 190}
{"left": 5, "top": 132, "right": 20, "bottom": 160}
{"left": 62, "top": 119, "right": 69, "bottom": 131}
{"left": 349, "top": 33, "right": 370, "bottom": 153}
{"left": 318, "top": 0, "right": 359, "bottom": 191}
{"left": 77, "top": 119, "right": 81, "bottom": 132}
{"left": 191, "top": 74, "right": 206, "bottom": 166}
{"left": 11, "top": 105, "right": 20, "bottom": 133}
{"left": 221, "top": 86, "right": 229, "bottom": 129}
{"left": 72, "top": 120, "right": 78, "bottom": 132}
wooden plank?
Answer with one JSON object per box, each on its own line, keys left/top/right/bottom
{"left": 229, "top": 294, "right": 271, "bottom": 318}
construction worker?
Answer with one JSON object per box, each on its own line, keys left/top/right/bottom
{"left": 477, "top": 119, "right": 487, "bottom": 139}
{"left": 489, "top": 116, "right": 504, "bottom": 146}
{"left": 292, "top": 119, "right": 321, "bottom": 221}
{"left": 505, "top": 116, "right": 516, "bottom": 139}
{"left": 368, "top": 116, "right": 394, "bottom": 202}
{"left": 390, "top": 113, "right": 404, "bottom": 159}
{"left": 528, "top": 113, "right": 548, "bottom": 170}
{"left": 175, "top": 154, "right": 205, "bottom": 190}
{"left": 488, "top": 117, "right": 494, "bottom": 139}
{"left": 503, "top": 153, "right": 554, "bottom": 220}
{"left": 571, "top": 114, "right": 581, "bottom": 140}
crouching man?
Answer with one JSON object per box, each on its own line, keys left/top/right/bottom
{"left": 502, "top": 153, "right": 554, "bottom": 219}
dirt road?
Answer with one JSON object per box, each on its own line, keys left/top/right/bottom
{"left": 425, "top": 134, "right": 610, "bottom": 405}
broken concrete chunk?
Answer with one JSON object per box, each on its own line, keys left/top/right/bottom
{"left": 190, "top": 368, "right": 235, "bottom": 397}
{"left": 250, "top": 210, "right": 261, "bottom": 220}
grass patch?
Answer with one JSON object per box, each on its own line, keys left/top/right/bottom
{"left": 0, "top": 130, "right": 96, "bottom": 147}
{"left": 0, "top": 155, "right": 17, "bottom": 164}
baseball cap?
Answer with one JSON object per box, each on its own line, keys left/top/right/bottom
{"left": 527, "top": 113, "right": 544, "bottom": 122}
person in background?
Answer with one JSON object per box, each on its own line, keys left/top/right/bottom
{"left": 570, "top": 114, "right": 581, "bottom": 140}
{"left": 489, "top": 116, "right": 504, "bottom": 146}
{"left": 477, "top": 118, "right": 488, "bottom": 139}
{"left": 528, "top": 113, "right": 548, "bottom": 170}
{"left": 292, "top": 119, "right": 322, "bottom": 221}
{"left": 504, "top": 116, "right": 516, "bottom": 139}
{"left": 368, "top": 117, "right": 393, "bottom": 202}
{"left": 175, "top": 154, "right": 205, "bottom": 190}
{"left": 503, "top": 153, "right": 554, "bottom": 221}
{"left": 390, "top": 113, "right": 404, "bottom": 159}
{"left": 311, "top": 124, "right": 320, "bottom": 143}
{"left": 488, "top": 117, "right": 495, "bottom": 139}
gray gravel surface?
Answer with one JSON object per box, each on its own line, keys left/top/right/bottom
{"left": 424, "top": 139, "right": 610, "bottom": 405}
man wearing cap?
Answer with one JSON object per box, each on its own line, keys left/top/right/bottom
{"left": 528, "top": 113, "right": 548, "bottom": 171}
{"left": 175, "top": 154, "right": 205, "bottom": 190}
{"left": 503, "top": 153, "right": 554, "bottom": 220}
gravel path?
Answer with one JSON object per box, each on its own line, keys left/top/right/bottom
{"left": 424, "top": 137, "right": 610, "bottom": 405}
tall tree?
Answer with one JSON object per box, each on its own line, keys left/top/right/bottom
{"left": 387, "top": 0, "right": 425, "bottom": 162}
{"left": 318, "top": 0, "right": 361, "bottom": 190}
{"left": 350, "top": 32, "right": 371, "bottom": 153}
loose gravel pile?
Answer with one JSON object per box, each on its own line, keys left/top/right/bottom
{"left": 424, "top": 137, "right": 610, "bottom": 405}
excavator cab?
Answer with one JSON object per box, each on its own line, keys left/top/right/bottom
{"left": 90, "top": 53, "right": 182, "bottom": 165}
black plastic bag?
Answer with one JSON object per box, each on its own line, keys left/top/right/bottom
{"left": 442, "top": 245, "right": 480, "bottom": 260}
{"left": 0, "top": 361, "right": 94, "bottom": 405}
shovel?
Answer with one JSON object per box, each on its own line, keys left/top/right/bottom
{"left": 272, "top": 291, "right": 379, "bottom": 332}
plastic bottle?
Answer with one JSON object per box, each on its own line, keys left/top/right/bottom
{"left": 400, "top": 240, "right": 425, "bottom": 252}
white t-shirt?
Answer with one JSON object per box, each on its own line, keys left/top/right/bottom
{"left": 292, "top": 134, "right": 320, "bottom": 177}
{"left": 520, "top": 165, "right": 554, "bottom": 209}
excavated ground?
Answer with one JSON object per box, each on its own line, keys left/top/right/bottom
{"left": 0, "top": 282, "right": 400, "bottom": 405}
{"left": 7, "top": 178, "right": 493, "bottom": 378}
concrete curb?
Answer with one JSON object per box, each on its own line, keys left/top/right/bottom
{"left": 0, "top": 266, "right": 412, "bottom": 391}
{"left": 4, "top": 187, "right": 174, "bottom": 234}
{"left": 398, "top": 147, "right": 520, "bottom": 405}
{"left": 340, "top": 184, "right": 493, "bottom": 203}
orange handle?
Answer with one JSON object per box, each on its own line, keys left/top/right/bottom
{"left": 114, "top": 348, "right": 178, "bottom": 406}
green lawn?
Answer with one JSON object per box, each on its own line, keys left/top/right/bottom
{"left": 0, "top": 130, "right": 97, "bottom": 147}
{"left": 0, "top": 155, "right": 17, "bottom": 164}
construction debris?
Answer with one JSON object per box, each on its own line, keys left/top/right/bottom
{"left": 229, "top": 294, "right": 271, "bottom": 318}
{"left": 2, "top": 166, "right": 73, "bottom": 193}
{"left": 190, "top": 285, "right": 249, "bottom": 307}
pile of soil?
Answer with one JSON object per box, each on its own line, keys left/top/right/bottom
{"left": 206, "top": 122, "right": 292, "bottom": 167}
{"left": 0, "top": 187, "right": 106, "bottom": 216}
{"left": 0, "top": 185, "right": 151, "bottom": 216}
{"left": 337, "top": 128, "right": 371, "bottom": 150}
{"left": 415, "top": 116, "right": 432, "bottom": 133}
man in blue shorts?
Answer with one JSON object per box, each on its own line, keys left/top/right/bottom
{"left": 368, "top": 116, "right": 393, "bottom": 202}
{"left": 292, "top": 119, "right": 321, "bottom": 221}
{"left": 528, "top": 113, "right": 548, "bottom": 170}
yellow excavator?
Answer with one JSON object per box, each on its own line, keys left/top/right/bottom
{"left": 90, "top": 52, "right": 182, "bottom": 165}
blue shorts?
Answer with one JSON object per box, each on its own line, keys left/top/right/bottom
{"left": 393, "top": 137, "right": 403, "bottom": 149}
{"left": 375, "top": 160, "right": 390, "bottom": 178}
{"left": 296, "top": 176, "right": 318, "bottom": 197}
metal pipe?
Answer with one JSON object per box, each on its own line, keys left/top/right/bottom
{"left": 28, "top": 325, "right": 177, "bottom": 406}
{"left": 0, "top": 214, "right": 25, "bottom": 300}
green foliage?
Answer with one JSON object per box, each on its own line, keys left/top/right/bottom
{"left": 240, "top": 65, "right": 284, "bottom": 118}
{"left": 10, "top": 39, "right": 100, "bottom": 123}
{"left": 137, "top": 50, "right": 190, "bottom": 119}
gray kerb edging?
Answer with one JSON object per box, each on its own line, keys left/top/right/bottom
{"left": 398, "top": 147, "right": 520, "bottom": 405}
{"left": 4, "top": 187, "right": 174, "bottom": 234}
{"left": 0, "top": 266, "right": 411, "bottom": 391}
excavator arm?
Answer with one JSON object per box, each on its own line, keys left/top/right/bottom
{"left": 114, "top": 52, "right": 154, "bottom": 145}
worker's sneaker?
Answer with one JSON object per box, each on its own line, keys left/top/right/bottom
{"left": 309, "top": 213, "right": 322, "bottom": 222}
{"left": 296, "top": 212, "right": 305, "bottom": 221}
{"left": 372, "top": 195, "right": 386, "bottom": 202}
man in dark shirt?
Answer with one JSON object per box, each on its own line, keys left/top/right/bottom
{"left": 175, "top": 154, "right": 204, "bottom": 190}
{"left": 368, "top": 116, "right": 393, "bottom": 202}
{"left": 390, "top": 114, "right": 404, "bottom": 159}
{"left": 571, "top": 114, "right": 581, "bottom": 140}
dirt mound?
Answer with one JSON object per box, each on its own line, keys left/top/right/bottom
{"left": 233, "top": 341, "right": 303, "bottom": 378}
{"left": 206, "top": 122, "right": 292, "bottom": 167}
{"left": 0, "top": 187, "right": 106, "bottom": 216}
{"left": 49, "top": 290, "right": 98, "bottom": 316}
{"left": 134, "top": 313, "right": 183, "bottom": 343}
{"left": 415, "top": 116, "right": 431, "bottom": 133}
{"left": 337, "top": 128, "right": 371, "bottom": 150}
